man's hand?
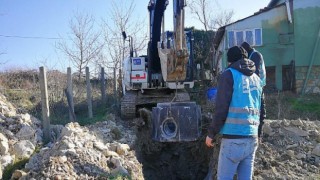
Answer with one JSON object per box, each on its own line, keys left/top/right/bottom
{"left": 205, "top": 136, "right": 214, "bottom": 147}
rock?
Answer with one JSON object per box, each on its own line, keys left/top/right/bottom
{"left": 1, "top": 154, "right": 14, "bottom": 168}
{"left": 0, "top": 133, "right": 9, "bottom": 155}
{"left": 20, "top": 113, "right": 31, "bottom": 122}
{"left": 111, "top": 165, "right": 129, "bottom": 177}
{"left": 296, "top": 160, "right": 303, "bottom": 166}
{"left": 296, "top": 153, "right": 306, "bottom": 160}
{"left": 16, "top": 125, "right": 36, "bottom": 141}
{"left": 287, "top": 150, "right": 295, "bottom": 157}
{"left": 93, "top": 141, "right": 107, "bottom": 151}
{"left": 263, "top": 124, "right": 274, "bottom": 136}
{"left": 11, "top": 170, "right": 27, "bottom": 179}
{"left": 60, "top": 122, "right": 82, "bottom": 137}
{"left": 284, "top": 127, "right": 309, "bottom": 137}
{"left": 311, "top": 143, "right": 320, "bottom": 156}
{"left": 282, "top": 119, "right": 291, "bottom": 126}
{"left": 108, "top": 143, "right": 118, "bottom": 152}
{"left": 4, "top": 110, "right": 16, "bottom": 118}
{"left": 111, "top": 157, "right": 122, "bottom": 167}
{"left": 309, "top": 165, "right": 319, "bottom": 173}
{"left": 291, "top": 120, "right": 304, "bottom": 126}
{"left": 116, "top": 143, "right": 130, "bottom": 156}
{"left": 286, "top": 144, "right": 298, "bottom": 149}
{"left": 103, "top": 149, "right": 119, "bottom": 157}
{"left": 12, "top": 140, "right": 35, "bottom": 159}
{"left": 0, "top": 162, "right": 2, "bottom": 180}
{"left": 270, "top": 121, "right": 281, "bottom": 128}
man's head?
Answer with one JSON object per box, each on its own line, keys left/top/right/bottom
{"left": 227, "top": 46, "right": 248, "bottom": 63}
{"left": 241, "top": 41, "right": 253, "bottom": 53}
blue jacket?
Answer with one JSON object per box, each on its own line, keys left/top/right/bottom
{"left": 220, "top": 68, "right": 262, "bottom": 136}
{"left": 208, "top": 58, "right": 263, "bottom": 138}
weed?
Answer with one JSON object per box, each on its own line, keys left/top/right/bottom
{"left": 107, "top": 174, "right": 131, "bottom": 180}
{"left": 2, "top": 158, "right": 29, "bottom": 180}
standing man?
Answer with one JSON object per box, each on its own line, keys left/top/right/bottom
{"left": 241, "top": 41, "right": 266, "bottom": 138}
{"left": 205, "top": 46, "right": 263, "bottom": 179}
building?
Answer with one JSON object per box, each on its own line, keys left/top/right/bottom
{"left": 213, "top": 0, "right": 320, "bottom": 94}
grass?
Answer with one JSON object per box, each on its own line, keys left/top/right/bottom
{"left": 2, "top": 158, "right": 29, "bottom": 180}
{"left": 107, "top": 174, "right": 131, "bottom": 180}
{"left": 290, "top": 97, "right": 320, "bottom": 116}
{"left": 2, "top": 145, "right": 41, "bottom": 180}
{"left": 73, "top": 101, "right": 113, "bottom": 126}
{"left": 2, "top": 89, "right": 37, "bottom": 111}
{"left": 265, "top": 92, "right": 320, "bottom": 120}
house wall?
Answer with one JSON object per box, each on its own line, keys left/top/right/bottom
{"left": 294, "top": 0, "right": 320, "bottom": 66}
{"left": 296, "top": 66, "right": 320, "bottom": 94}
{"left": 223, "top": 4, "right": 293, "bottom": 90}
{"left": 220, "top": 0, "right": 320, "bottom": 93}
{"left": 294, "top": 0, "right": 320, "bottom": 93}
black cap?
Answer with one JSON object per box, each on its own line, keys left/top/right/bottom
{"left": 227, "top": 46, "right": 248, "bottom": 63}
{"left": 241, "top": 41, "right": 253, "bottom": 52}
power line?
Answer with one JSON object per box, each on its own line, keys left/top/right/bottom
{"left": 0, "top": 34, "right": 61, "bottom": 40}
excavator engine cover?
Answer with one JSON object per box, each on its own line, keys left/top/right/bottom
{"left": 152, "top": 102, "right": 201, "bottom": 142}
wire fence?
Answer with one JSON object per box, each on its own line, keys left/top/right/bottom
{"left": 0, "top": 67, "right": 120, "bottom": 125}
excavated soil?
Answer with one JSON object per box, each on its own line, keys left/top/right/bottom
{"left": 133, "top": 108, "right": 214, "bottom": 180}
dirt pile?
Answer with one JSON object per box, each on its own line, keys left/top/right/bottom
{"left": 0, "top": 93, "right": 43, "bottom": 180}
{"left": 254, "top": 119, "right": 320, "bottom": 180}
{"left": 0, "top": 92, "right": 143, "bottom": 179}
{"left": 1, "top": 91, "right": 320, "bottom": 180}
{"left": 22, "top": 119, "right": 143, "bottom": 179}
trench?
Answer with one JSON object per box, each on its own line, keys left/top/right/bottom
{"left": 133, "top": 109, "right": 218, "bottom": 180}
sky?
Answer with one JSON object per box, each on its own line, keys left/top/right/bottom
{"left": 0, "top": 0, "right": 270, "bottom": 72}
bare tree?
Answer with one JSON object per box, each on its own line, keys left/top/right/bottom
{"left": 101, "top": 0, "right": 148, "bottom": 94}
{"left": 212, "top": 10, "right": 234, "bottom": 28}
{"left": 187, "top": 0, "right": 234, "bottom": 31}
{"left": 188, "top": 0, "right": 213, "bottom": 31}
{"left": 57, "top": 13, "right": 104, "bottom": 81}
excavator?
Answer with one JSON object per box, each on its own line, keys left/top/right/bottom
{"left": 121, "top": 0, "right": 201, "bottom": 142}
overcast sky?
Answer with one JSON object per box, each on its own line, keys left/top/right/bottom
{"left": 0, "top": 0, "right": 270, "bottom": 71}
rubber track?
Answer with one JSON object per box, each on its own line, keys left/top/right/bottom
{"left": 120, "top": 91, "right": 137, "bottom": 119}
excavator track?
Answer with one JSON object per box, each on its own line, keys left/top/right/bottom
{"left": 120, "top": 91, "right": 137, "bottom": 120}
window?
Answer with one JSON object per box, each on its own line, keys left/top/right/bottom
{"left": 227, "top": 28, "right": 263, "bottom": 47}
{"left": 236, "top": 31, "right": 244, "bottom": 46}
{"left": 228, "top": 31, "right": 235, "bottom": 48}
{"left": 255, "top": 29, "right": 262, "bottom": 46}
{"left": 245, "top": 31, "right": 253, "bottom": 45}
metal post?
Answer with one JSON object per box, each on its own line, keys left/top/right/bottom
{"left": 39, "top": 66, "right": 50, "bottom": 144}
{"left": 86, "top": 67, "right": 93, "bottom": 118}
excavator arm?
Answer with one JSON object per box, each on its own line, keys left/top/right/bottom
{"left": 148, "top": 0, "right": 189, "bottom": 82}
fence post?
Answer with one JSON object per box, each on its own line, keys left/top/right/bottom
{"left": 101, "top": 67, "right": 106, "bottom": 104}
{"left": 39, "top": 66, "right": 50, "bottom": 144}
{"left": 67, "top": 67, "right": 75, "bottom": 122}
{"left": 86, "top": 67, "right": 93, "bottom": 118}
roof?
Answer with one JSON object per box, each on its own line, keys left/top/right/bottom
{"left": 213, "top": 1, "right": 287, "bottom": 49}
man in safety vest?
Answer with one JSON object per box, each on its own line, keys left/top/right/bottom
{"left": 205, "top": 46, "right": 263, "bottom": 179}
{"left": 241, "top": 41, "right": 266, "bottom": 138}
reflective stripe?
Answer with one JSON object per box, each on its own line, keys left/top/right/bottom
{"left": 225, "top": 118, "right": 260, "bottom": 126}
{"left": 229, "top": 107, "right": 260, "bottom": 115}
